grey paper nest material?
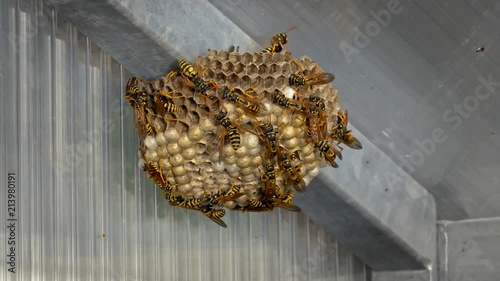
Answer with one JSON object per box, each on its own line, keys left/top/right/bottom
{"left": 125, "top": 49, "right": 361, "bottom": 227}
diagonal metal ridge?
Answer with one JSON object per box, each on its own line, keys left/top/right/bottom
{"left": 44, "top": 0, "right": 260, "bottom": 79}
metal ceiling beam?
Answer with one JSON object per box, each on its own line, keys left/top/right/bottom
{"left": 437, "top": 218, "right": 500, "bottom": 281}
{"left": 43, "top": 0, "right": 437, "bottom": 277}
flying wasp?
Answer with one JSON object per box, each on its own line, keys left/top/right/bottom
{"left": 261, "top": 26, "right": 296, "bottom": 54}
{"left": 331, "top": 109, "right": 362, "bottom": 150}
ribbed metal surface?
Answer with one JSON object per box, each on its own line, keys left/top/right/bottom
{"left": 0, "top": 1, "right": 370, "bottom": 280}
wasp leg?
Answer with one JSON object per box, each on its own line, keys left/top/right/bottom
{"left": 291, "top": 58, "right": 306, "bottom": 74}
{"left": 158, "top": 90, "right": 184, "bottom": 99}
{"left": 166, "top": 69, "right": 179, "bottom": 82}
{"left": 135, "top": 77, "right": 153, "bottom": 84}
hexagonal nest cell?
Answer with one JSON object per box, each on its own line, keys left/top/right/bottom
{"left": 124, "top": 49, "right": 362, "bottom": 228}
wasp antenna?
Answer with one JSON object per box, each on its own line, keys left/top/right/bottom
{"left": 285, "top": 26, "right": 297, "bottom": 33}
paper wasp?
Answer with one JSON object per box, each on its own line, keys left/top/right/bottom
{"left": 331, "top": 109, "right": 362, "bottom": 150}
{"left": 259, "top": 161, "right": 278, "bottom": 193}
{"left": 309, "top": 127, "right": 342, "bottom": 168}
{"left": 220, "top": 86, "right": 263, "bottom": 115}
{"left": 255, "top": 121, "right": 279, "bottom": 159}
{"left": 218, "top": 183, "right": 245, "bottom": 204}
{"left": 154, "top": 90, "right": 182, "bottom": 117}
{"left": 201, "top": 205, "right": 227, "bottom": 228}
{"left": 273, "top": 91, "right": 311, "bottom": 114}
{"left": 261, "top": 26, "right": 296, "bottom": 54}
{"left": 176, "top": 59, "right": 219, "bottom": 96}
{"left": 274, "top": 189, "right": 301, "bottom": 212}
{"left": 145, "top": 162, "right": 169, "bottom": 188}
{"left": 290, "top": 59, "right": 335, "bottom": 88}
{"left": 213, "top": 108, "right": 241, "bottom": 151}
{"left": 278, "top": 147, "right": 306, "bottom": 192}
{"left": 289, "top": 72, "right": 335, "bottom": 87}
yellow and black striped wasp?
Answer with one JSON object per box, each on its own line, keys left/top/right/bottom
{"left": 153, "top": 90, "right": 182, "bottom": 117}
{"left": 213, "top": 108, "right": 241, "bottom": 151}
{"left": 200, "top": 204, "right": 228, "bottom": 228}
{"left": 273, "top": 91, "right": 312, "bottom": 114}
{"left": 255, "top": 121, "right": 279, "bottom": 159}
{"left": 261, "top": 26, "right": 296, "bottom": 54}
{"left": 278, "top": 147, "right": 306, "bottom": 192}
{"left": 145, "top": 162, "right": 171, "bottom": 189}
{"left": 273, "top": 189, "right": 301, "bottom": 212}
{"left": 235, "top": 188, "right": 301, "bottom": 213}
{"left": 331, "top": 109, "right": 362, "bottom": 150}
{"left": 217, "top": 183, "right": 245, "bottom": 204}
{"left": 124, "top": 78, "right": 157, "bottom": 139}
{"left": 171, "top": 59, "right": 219, "bottom": 101}
{"left": 220, "top": 86, "right": 263, "bottom": 116}
{"left": 289, "top": 72, "right": 335, "bottom": 88}
{"left": 259, "top": 160, "right": 279, "bottom": 194}
{"left": 309, "top": 126, "right": 343, "bottom": 168}
{"left": 289, "top": 59, "right": 335, "bottom": 89}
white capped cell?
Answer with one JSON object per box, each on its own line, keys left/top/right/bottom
{"left": 225, "top": 163, "right": 239, "bottom": 174}
{"left": 244, "top": 133, "right": 260, "bottom": 149}
{"left": 138, "top": 158, "right": 146, "bottom": 170}
{"left": 187, "top": 126, "right": 204, "bottom": 142}
{"left": 283, "top": 138, "right": 299, "bottom": 150}
{"left": 198, "top": 117, "right": 215, "bottom": 132}
{"left": 169, "top": 154, "right": 184, "bottom": 166}
{"left": 154, "top": 117, "right": 166, "bottom": 132}
{"left": 157, "top": 146, "right": 168, "bottom": 158}
{"left": 212, "top": 161, "right": 225, "bottom": 172}
{"left": 178, "top": 135, "right": 192, "bottom": 148}
{"left": 155, "top": 132, "right": 167, "bottom": 146}
{"left": 167, "top": 143, "right": 181, "bottom": 155}
{"left": 164, "top": 128, "right": 180, "bottom": 142}
{"left": 175, "top": 175, "right": 191, "bottom": 185}
{"left": 224, "top": 201, "right": 236, "bottom": 209}
{"left": 144, "top": 136, "right": 158, "bottom": 150}
{"left": 284, "top": 124, "right": 298, "bottom": 139}
{"left": 236, "top": 156, "right": 252, "bottom": 168}
{"left": 181, "top": 147, "right": 196, "bottom": 160}
{"left": 172, "top": 166, "right": 187, "bottom": 177}
{"left": 144, "top": 149, "right": 159, "bottom": 162}
{"left": 235, "top": 194, "right": 249, "bottom": 204}
{"left": 234, "top": 145, "right": 248, "bottom": 157}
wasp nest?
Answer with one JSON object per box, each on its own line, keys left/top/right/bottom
{"left": 125, "top": 48, "right": 361, "bottom": 227}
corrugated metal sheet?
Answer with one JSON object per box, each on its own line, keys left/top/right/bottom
{"left": 0, "top": 0, "right": 370, "bottom": 280}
